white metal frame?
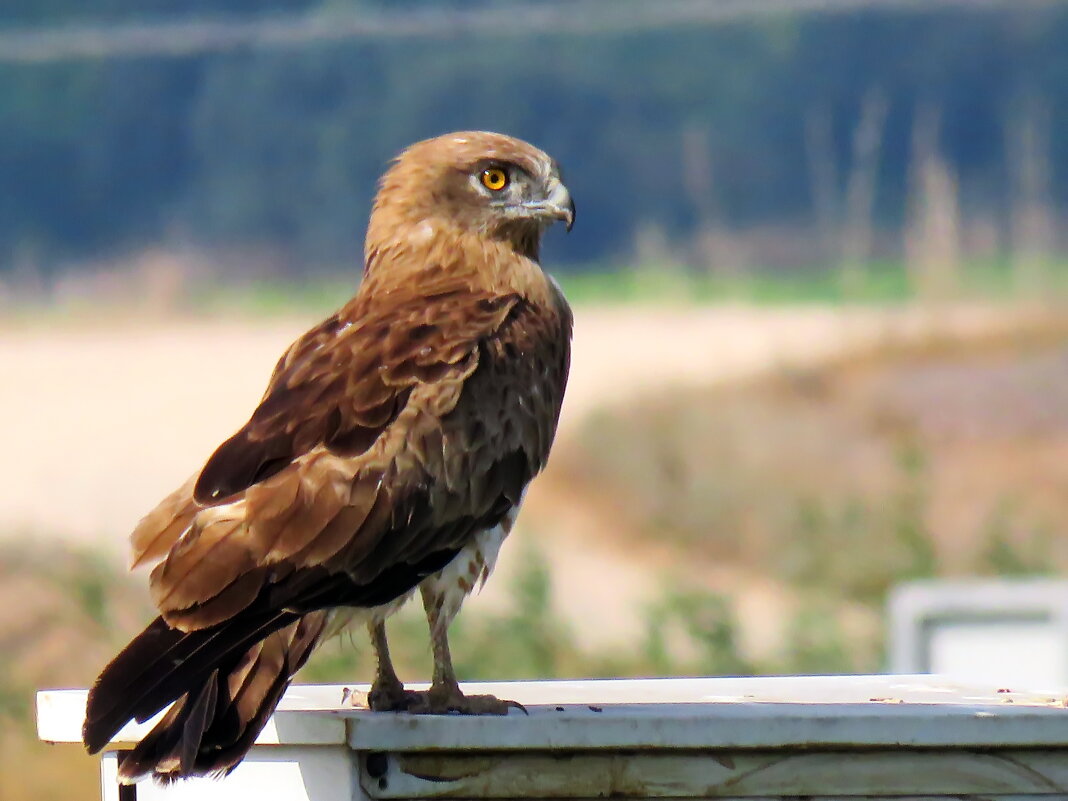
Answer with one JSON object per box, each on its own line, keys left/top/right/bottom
{"left": 889, "top": 578, "right": 1068, "bottom": 681}
{"left": 38, "top": 676, "right": 1068, "bottom": 800}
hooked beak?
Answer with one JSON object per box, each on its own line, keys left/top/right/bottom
{"left": 519, "top": 179, "right": 575, "bottom": 232}
{"left": 546, "top": 179, "right": 575, "bottom": 232}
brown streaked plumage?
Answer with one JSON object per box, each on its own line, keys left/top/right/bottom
{"left": 82, "top": 131, "right": 574, "bottom": 782}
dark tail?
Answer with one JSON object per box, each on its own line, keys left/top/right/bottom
{"left": 83, "top": 552, "right": 463, "bottom": 782}
{"left": 83, "top": 610, "right": 327, "bottom": 783}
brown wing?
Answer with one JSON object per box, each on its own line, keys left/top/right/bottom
{"left": 194, "top": 287, "right": 518, "bottom": 505}
{"left": 135, "top": 280, "right": 570, "bottom": 633}
{"left": 127, "top": 283, "right": 518, "bottom": 571}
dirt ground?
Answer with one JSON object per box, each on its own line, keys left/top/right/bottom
{"left": 0, "top": 303, "right": 1046, "bottom": 645}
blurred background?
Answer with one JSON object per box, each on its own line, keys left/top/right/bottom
{"left": 5, "top": 0, "right": 1068, "bottom": 798}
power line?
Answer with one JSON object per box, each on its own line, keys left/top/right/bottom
{"left": 0, "top": 0, "right": 1058, "bottom": 64}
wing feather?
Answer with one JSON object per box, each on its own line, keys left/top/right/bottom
{"left": 192, "top": 289, "right": 516, "bottom": 505}
{"left": 137, "top": 283, "right": 537, "bottom": 631}
{"left": 129, "top": 474, "right": 199, "bottom": 570}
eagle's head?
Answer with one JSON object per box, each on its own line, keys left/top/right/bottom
{"left": 367, "top": 131, "right": 574, "bottom": 262}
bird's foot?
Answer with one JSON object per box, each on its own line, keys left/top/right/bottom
{"left": 405, "top": 684, "right": 527, "bottom": 716}
{"left": 366, "top": 677, "right": 421, "bottom": 712}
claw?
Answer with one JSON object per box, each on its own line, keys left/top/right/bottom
{"left": 405, "top": 688, "right": 524, "bottom": 716}
{"left": 368, "top": 680, "right": 420, "bottom": 712}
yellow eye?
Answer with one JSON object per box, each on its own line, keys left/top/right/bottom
{"left": 481, "top": 167, "right": 508, "bottom": 191}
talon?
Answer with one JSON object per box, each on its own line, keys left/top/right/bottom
{"left": 404, "top": 689, "right": 523, "bottom": 716}
{"left": 368, "top": 681, "right": 419, "bottom": 712}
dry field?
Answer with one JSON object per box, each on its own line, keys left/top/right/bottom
{"left": 0, "top": 302, "right": 1049, "bottom": 645}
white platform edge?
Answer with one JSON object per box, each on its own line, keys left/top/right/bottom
{"left": 37, "top": 684, "right": 348, "bottom": 746}
{"left": 38, "top": 675, "right": 1068, "bottom": 750}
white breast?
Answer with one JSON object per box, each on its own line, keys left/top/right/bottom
{"left": 324, "top": 490, "right": 526, "bottom": 641}
{"left": 419, "top": 495, "right": 525, "bottom": 634}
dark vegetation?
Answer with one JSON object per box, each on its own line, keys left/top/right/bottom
{"left": 3, "top": 2, "right": 1068, "bottom": 276}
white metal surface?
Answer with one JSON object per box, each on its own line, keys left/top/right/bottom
{"left": 36, "top": 675, "right": 1068, "bottom": 801}
{"left": 99, "top": 748, "right": 355, "bottom": 801}
{"left": 38, "top": 682, "right": 347, "bottom": 747}
{"left": 41, "top": 675, "right": 1068, "bottom": 750}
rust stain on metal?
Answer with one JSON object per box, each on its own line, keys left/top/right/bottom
{"left": 712, "top": 753, "right": 736, "bottom": 769}
{"left": 397, "top": 753, "right": 493, "bottom": 782}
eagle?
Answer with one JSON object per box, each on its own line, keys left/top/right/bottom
{"left": 81, "top": 131, "right": 575, "bottom": 783}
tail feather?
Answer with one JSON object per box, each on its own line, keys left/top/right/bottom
{"left": 109, "top": 613, "right": 327, "bottom": 783}
{"left": 83, "top": 551, "right": 462, "bottom": 782}
{"left": 82, "top": 607, "right": 298, "bottom": 755}
{"left": 82, "top": 568, "right": 353, "bottom": 753}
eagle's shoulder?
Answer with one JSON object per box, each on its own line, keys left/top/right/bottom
{"left": 192, "top": 282, "right": 522, "bottom": 505}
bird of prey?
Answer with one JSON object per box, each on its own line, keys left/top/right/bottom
{"left": 82, "top": 131, "right": 575, "bottom": 783}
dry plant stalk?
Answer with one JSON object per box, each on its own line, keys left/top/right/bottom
{"left": 840, "top": 87, "right": 889, "bottom": 297}
{"left": 1007, "top": 92, "right": 1056, "bottom": 299}
{"left": 804, "top": 104, "right": 841, "bottom": 269}
{"left": 680, "top": 123, "right": 745, "bottom": 279}
{"left": 905, "top": 103, "right": 962, "bottom": 304}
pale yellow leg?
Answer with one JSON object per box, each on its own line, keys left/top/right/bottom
{"left": 406, "top": 584, "right": 524, "bottom": 715}
{"left": 366, "top": 621, "right": 417, "bottom": 711}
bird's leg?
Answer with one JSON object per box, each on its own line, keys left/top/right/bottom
{"left": 406, "top": 584, "right": 523, "bottom": 715}
{"left": 366, "top": 621, "right": 418, "bottom": 711}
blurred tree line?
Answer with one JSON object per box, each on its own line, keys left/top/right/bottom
{"left": 2, "top": 1, "right": 1067, "bottom": 276}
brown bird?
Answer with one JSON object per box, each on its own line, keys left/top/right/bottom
{"left": 82, "top": 131, "right": 574, "bottom": 783}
